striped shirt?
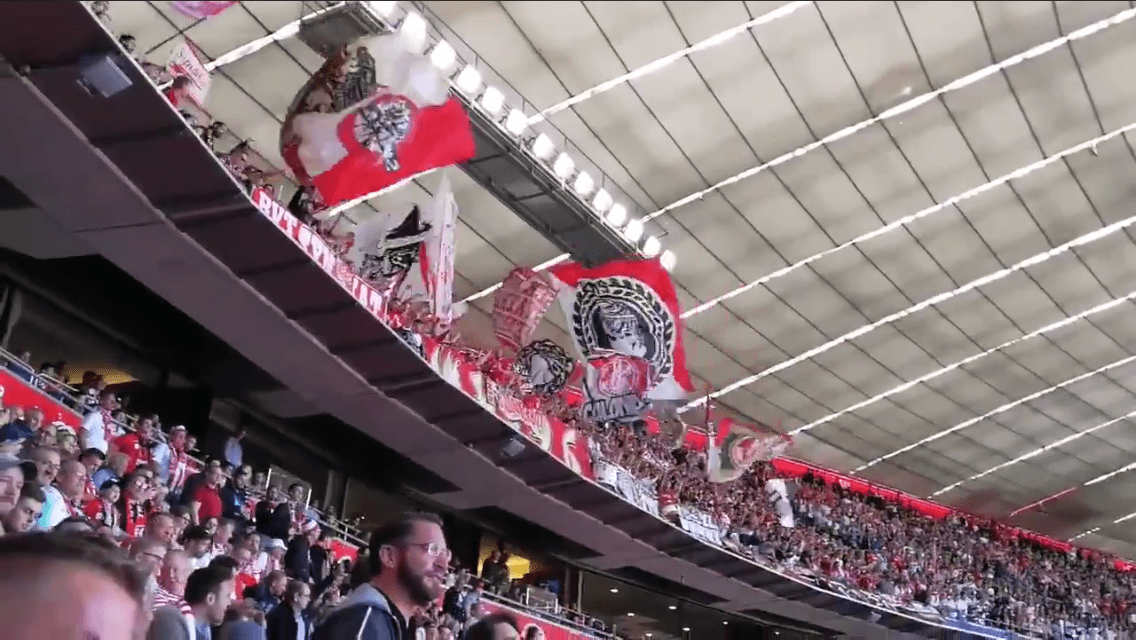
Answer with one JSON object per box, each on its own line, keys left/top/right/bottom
{"left": 153, "top": 585, "right": 192, "bottom": 617}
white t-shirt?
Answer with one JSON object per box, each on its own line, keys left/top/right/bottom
{"left": 81, "top": 411, "right": 108, "bottom": 454}
{"left": 188, "top": 552, "right": 214, "bottom": 572}
{"left": 37, "top": 485, "right": 70, "bottom": 530}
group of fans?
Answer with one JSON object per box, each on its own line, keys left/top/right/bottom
{"left": 57, "top": 5, "right": 1136, "bottom": 640}
{"left": 590, "top": 425, "right": 1136, "bottom": 639}
{"left": 0, "top": 349, "right": 552, "bottom": 640}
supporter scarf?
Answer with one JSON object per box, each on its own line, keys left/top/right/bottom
{"left": 168, "top": 448, "right": 189, "bottom": 493}
{"left": 100, "top": 408, "right": 116, "bottom": 444}
{"left": 122, "top": 496, "right": 146, "bottom": 538}
{"left": 64, "top": 496, "right": 79, "bottom": 519}
{"left": 92, "top": 498, "right": 120, "bottom": 530}
{"left": 82, "top": 475, "right": 97, "bottom": 503}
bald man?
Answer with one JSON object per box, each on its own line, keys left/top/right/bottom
{"left": 157, "top": 549, "right": 192, "bottom": 603}
{"left": 0, "top": 532, "right": 147, "bottom": 640}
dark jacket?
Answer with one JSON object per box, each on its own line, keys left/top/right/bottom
{"left": 248, "top": 580, "right": 282, "bottom": 614}
{"left": 309, "top": 544, "right": 330, "bottom": 585}
{"left": 266, "top": 602, "right": 312, "bottom": 640}
{"left": 220, "top": 481, "right": 249, "bottom": 523}
{"left": 285, "top": 535, "right": 313, "bottom": 583}
{"left": 312, "top": 583, "right": 404, "bottom": 640}
{"left": 257, "top": 501, "right": 292, "bottom": 541}
{"left": 147, "top": 605, "right": 192, "bottom": 640}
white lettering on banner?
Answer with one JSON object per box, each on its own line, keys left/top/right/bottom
{"left": 608, "top": 466, "right": 660, "bottom": 517}
{"left": 632, "top": 477, "right": 660, "bottom": 518}
{"left": 679, "top": 506, "right": 721, "bottom": 546}
{"left": 252, "top": 188, "right": 390, "bottom": 321}
{"left": 167, "top": 39, "right": 211, "bottom": 106}
{"left": 614, "top": 467, "right": 638, "bottom": 502}
{"left": 593, "top": 461, "right": 620, "bottom": 488}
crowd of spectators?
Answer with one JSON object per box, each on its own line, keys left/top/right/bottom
{"left": 0, "top": 510, "right": 531, "bottom": 640}
{"left": 0, "top": 346, "right": 608, "bottom": 640}
{"left": 74, "top": 6, "right": 1136, "bottom": 639}
{"left": 0, "top": 349, "right": 369, "bottom": 638}
{"left": 587, "top": 425, "right": 1136, "bottom": 639}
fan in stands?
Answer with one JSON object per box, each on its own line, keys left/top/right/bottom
{"left": 0, "top": 349, "right": 614, "bottom": 640}
{"left": 51, "top": 6, "right": 1136, "bottom": 639}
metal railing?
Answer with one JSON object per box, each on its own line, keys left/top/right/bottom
{"left": 0, "top": 346, "right": 371, "bottom": 544}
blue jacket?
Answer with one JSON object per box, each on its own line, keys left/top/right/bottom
{"left": 312, "top": 583, "right": 404, "bottom": 640}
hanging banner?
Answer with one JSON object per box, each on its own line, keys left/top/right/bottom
{"left": 678, "top": 505, "right": 721, "bottom": 546}
{"left": 423, "top": 339, "right": 594, "bottom": 481}
{"left": 612, "top": 468, "right": 659, "bottom": 518}
{"left": 166, "top": 38, "right": 211, "bottom": 107}
{"left": 592, "top": 460, "right": 621, "bottom": 488}
{"left": 168, "top": 1, "right": 237, "bottom": 20}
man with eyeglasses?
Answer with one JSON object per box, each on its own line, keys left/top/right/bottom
{"left": 314, "top": 512, "right": 450, "bottom": 640}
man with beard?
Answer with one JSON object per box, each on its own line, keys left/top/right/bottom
{"left": 313, "top": 512, "right": 449, "bottom": 640}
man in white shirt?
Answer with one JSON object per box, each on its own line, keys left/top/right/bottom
{"left": 26, "top": 448, "right": 61, "bottom": 531}
{"left": 39, "top": 459, "right": 87, "bottom": 530}
{"left": 184, "top": 525, "right": 215, "bottom": 571}
{"left": 80, "top": 390, "right": 118, "bottom": 454}
{"left": 223, "top": 428, "right": 245, "bottom": 470}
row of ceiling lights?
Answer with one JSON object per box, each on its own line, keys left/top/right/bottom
{"left": 365, "top": 1, "right": 677, "bottom": 271}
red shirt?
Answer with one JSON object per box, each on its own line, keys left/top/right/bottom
{"left": 82, "top": 475, "right": 97, "bottom": 504}
{"left": 113, "top": 434, "right": 152, "bottom": 474}
{"left": 84, "top": 498, "right": 120, "bottom": 530}
{"left": 120, "top": 496, "right": 148, "bottom": 538}
{"left": 234, "top": 572, "right": 258, "bottom": 600}
{"left": 192, "top": 484, "right": 223, "bottom": 521}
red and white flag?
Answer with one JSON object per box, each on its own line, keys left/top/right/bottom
{"left": 345, "top": 174, "right": 459, "bottom": 321}
{"left": 281, "top": 35, "right": 475, "bottom": 207}
{"left": 168, "top": 1, "right": 236, "bottom": 20}
{"left": 549, "top": 257, "right": 693, "bottom": 401}
{"left": 706, "top": 416, "right": 790, "bottom": 483}
{"left": 399, "top": 174, "right": 459, "bottom": 321}
{"left": 166, "top": 38, "right": 210, "bottom": 107}
{"left": 492, "top": 268, "right": 557, "bottom": 353}
{"left": 580, "top": 351, "right": 653, "bottom": 424}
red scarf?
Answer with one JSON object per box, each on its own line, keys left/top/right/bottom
{"left": 100, "top": 408, "right": 116, "bottom": 443}
{"left": 168, "top": 448, "right": 189, "bottom": 493}
{"left": 82, "top": 476, "right": 97, "bottom": 504}
{"left": 64, "top": 496, "right": 79, "bottom": 518}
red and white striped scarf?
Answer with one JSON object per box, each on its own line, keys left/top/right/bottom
{"left": 168, "top": 448, "right": 189, "bottom": 493}
{"left": 99, "top": 408, "right": 116, "bottom": 443}
{"left": 153, "top": 585, "right": 192, "bottom": 616}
